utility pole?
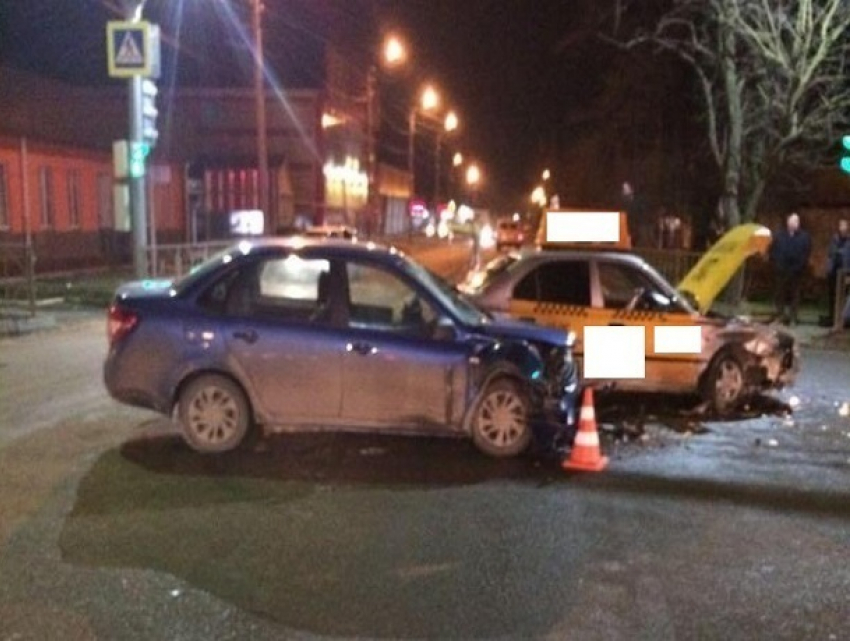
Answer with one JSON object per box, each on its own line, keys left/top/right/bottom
{"left": 407, "top": 109, "right": 416, "bottom": 240}
{"left": 365, "top": 66, "right": 378, "bottom": 237}
{"left": 251, "top": 0, "right": 270, "bottom": 232}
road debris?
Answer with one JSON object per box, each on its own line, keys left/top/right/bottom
{"left": 767, "top": 439, "right": 779, "bottom": 448}
{"left": 788, "top": 395, "right": 800, "bottom": 408}
{"left": 838, "top": 402, "right": 850, "bottom": 417}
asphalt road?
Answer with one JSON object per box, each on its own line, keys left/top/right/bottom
{"left": 2, "top": 240, "right": 850, "bottom": 640}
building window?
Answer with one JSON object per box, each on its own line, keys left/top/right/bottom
{"left": 39, "top": 166, "right": 55, "bottom": 229}
{"left": 0, "top": 164, "right": 8, "bottom": 230}
{"left": 68, "top": 169, "right": 82, "bottom": 228}
{"left": 97, "top": 172, "right": 113, "bottom": 228}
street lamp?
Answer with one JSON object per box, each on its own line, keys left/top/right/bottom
{"left": 542, "top": 168, "right": 551, "bottom": 182}
{"left": 407, "top": 84, "right": 440, "bottom": 204}
{"left": 531, "top": 185, "right": 546, "bottom": 206}
{"left": 383, "top": 35, "right": 407, "bottom": 66}
{"left": 466, "top": 163, "right": 481, "bottom": 187}
{"left": 453, "top": 151, "right": 463, "bottom": 167}
{"left": 365, "top": 34, "right": 408, "bottom": 237}
{"left": 434, "top": 110, "right": 459, "bottom": 204}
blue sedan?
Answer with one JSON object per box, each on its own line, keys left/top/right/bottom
{"left": 104, "top": 238, "right": 578, "bottom": 458}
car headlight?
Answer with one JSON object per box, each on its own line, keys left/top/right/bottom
{"left": 565, "top": 331, "right": 577, "bottom": 349}
{"left": 743, "top": 336, "right": 773, "bottom": 356}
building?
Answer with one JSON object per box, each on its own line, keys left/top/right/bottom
{"left": 0, "top": 67, "right": 411, "bottom": 273}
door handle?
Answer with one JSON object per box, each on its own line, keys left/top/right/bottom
{"left": 233, "top": 329, "right": 258, "bottom": 344}
{"left": 608, "top": 322, "right": 624, "bottom": 326}
{"left": 346, "top": 341, "right": 378, "bottom": 356}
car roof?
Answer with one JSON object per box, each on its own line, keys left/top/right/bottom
{"left": 511, "top": 247, "right": 650, "bottom": 268}
{"left": 223, "top": 236, "right": 401, "bottom": 258}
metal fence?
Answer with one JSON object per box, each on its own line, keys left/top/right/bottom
{"left": 0, "top": 243, "right": 36, "bottom": 314}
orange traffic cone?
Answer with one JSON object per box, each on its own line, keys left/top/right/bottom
{"left": 563, "top": 387, "right": 609, "bottom": 472}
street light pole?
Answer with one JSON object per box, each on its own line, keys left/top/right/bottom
{"left": 250, "top": 0, "right": 270, "bottom": 232}
{"left": 366, "top": 66, "right": 378, "bottom": 237}
{"left": 407, "top": 108, "right": 416, "bottom": 239}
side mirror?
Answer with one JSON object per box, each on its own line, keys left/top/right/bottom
{"left": 432, "top": 316, "right": 457, "bottom": 341}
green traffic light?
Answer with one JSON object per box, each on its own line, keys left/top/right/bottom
{"left": 844, "top": 135, "right": 850, "bottom": 150}
{"left": 841, "top": 157, "right": 850, "bottom": 174}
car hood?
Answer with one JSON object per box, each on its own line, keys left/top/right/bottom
{"left": 114, "top": 278, "right": 177, "bottom": 301}
{"left": 477, "top": 315, "right": 569, "bottom": 348}
{"left": 677, "top": 223, "right": 772, "bottom": 314}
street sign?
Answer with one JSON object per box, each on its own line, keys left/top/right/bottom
{"left": 106, "top": 21, "right": 161, "bottom": 78}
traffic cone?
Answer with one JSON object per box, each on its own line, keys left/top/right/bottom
{"left": 562, "top": 387, "right": 609, "bottom": 472}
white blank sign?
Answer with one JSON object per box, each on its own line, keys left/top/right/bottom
{"left": 584, "top": 326, "right": 646, "bottom": 379}
{"left": 547, "top": 211, "right": 621, "bottom": 243}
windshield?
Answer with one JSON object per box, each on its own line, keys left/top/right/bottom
{"left": 466, "top": 253, "right": 520, "bottom": 292}
{"left": 401, "top": 257, "right": 489, "bottom": 326}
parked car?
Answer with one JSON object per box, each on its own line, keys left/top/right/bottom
{"left": 104, "top": 238, "right": 579, "bottom": 457}
{"left": 461, "top": 224, "right": 799, "bottom": 413}
{"left": 495, "top": 219, "right": 525, "bottom": 251}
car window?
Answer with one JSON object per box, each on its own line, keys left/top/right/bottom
{"left": 346, "top": 262, "right": 438, "bottom": 335}
{"left": 514, "top": 261, "right": 591, "bottom": 305}
{"left": 598, "top": 261, "right": 656, "bottom": 309}
{"left": 219, "top": 256, "right": 331, "bottom": 321}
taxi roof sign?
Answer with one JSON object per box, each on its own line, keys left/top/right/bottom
{"left": 107, "top": 21, "right": 161, "bottom": 78}
{"left": 537, "top": 209, "right": 632, "bottom": 250}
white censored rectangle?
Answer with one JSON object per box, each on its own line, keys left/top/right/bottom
{"left": 546, "top": 211, "right": 621, "bottom": 243}
{"left": 583, "top": 325, "right": 645, "bottom": 379}
{"left": 654, "top": 325, "right": 702, "bottom": 354}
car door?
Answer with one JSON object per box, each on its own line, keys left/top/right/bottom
{"left": 338, "top": 259, "right": 470, "bottom": 430}
{"left": 593, "top": 258, "right": 700, "bottom": 392}
{"left": 220, "top": 254, "right": 346, "bottom": 424}
{"left": 507, "top": 258, "right": 592, "bottom": 341}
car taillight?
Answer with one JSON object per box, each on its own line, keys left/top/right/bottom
{"left": 107, "top": 304, "right": 138, "bottom": 345}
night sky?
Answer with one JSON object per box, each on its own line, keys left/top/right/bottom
{"left": 0, "top": 0, "right": 683, "bottom": 212}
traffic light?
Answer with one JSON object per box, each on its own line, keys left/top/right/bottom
{"left": 141, "top": 79, "right": 159, "bottom": 148}
{"left": 841, "top": 135, "right": 850, "bottom": 174}
{"left": 128, "top": 141, "right": 150, "bottom": 178}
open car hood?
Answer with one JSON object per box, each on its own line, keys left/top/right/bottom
{"left": 677, "top": 223, "right": 772, "bottom": 314}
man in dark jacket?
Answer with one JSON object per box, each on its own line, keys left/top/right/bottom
{"left": 769, "top": 212, "right": 811, "bottom": 325}
{"left": 827, "top": 219, "right": 850, "bottom": 325}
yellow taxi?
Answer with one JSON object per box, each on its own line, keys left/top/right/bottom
{"left": 462, "top": 211, "right": 798, "bottom": 413}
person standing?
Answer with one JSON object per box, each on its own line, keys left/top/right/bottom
{"left": 769, "top": 212, "right": 812, "bottom": 325}
{"left": 621, "top": 181, "right": 649, "bottom": 248}
{"left": 826, "top": 219, "right": 850, "bottom": 325}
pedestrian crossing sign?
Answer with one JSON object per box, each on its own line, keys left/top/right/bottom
{"left": 107, "top": 21, "right": 161, "bottom": 78}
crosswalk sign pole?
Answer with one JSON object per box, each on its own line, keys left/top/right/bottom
{"left": 108, "top": 2, "right": 158, "bottom": 278}
{"left": 128, "top": 73, "right": 148, "bottom": 278}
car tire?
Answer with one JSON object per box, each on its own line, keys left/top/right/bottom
{"left": 702, "top": 350, "right": 746, "bottom": 415}
{"left": 178, "top": 374, "right": 253, "bottom": 453}
{"left": 471, "top": 379, "right": 532, "bottom": 458}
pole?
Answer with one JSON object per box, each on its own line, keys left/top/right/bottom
{"left": 19, "top": 137, "right": 35, "bottom": 315}
{"left": 122, "top": 0, "right": 149, "bottom": 278}
{"left": 251, "top": 0, "right": 270, "bottom": 233}
{"left": 408, "top": 109, "right": 415, "bottom": 239}
{"left": 434, "top": 132, "right": 442, "bottom": 207}
{"left": 365, "top": 66, "right": 377, "bottom": 238}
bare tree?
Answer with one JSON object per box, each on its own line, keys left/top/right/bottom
{"left": 612, "top": 0, "right": 850, "bottom": 226}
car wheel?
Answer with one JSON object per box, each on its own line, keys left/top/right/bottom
{"left": 471, "top": 379, "right": 532, "bottom": 458}
{"left": 703, "top": 351, "right": 745, "bottom": 414}
{"left": 178, "top": 374, "right": 252, "bottom": 453}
